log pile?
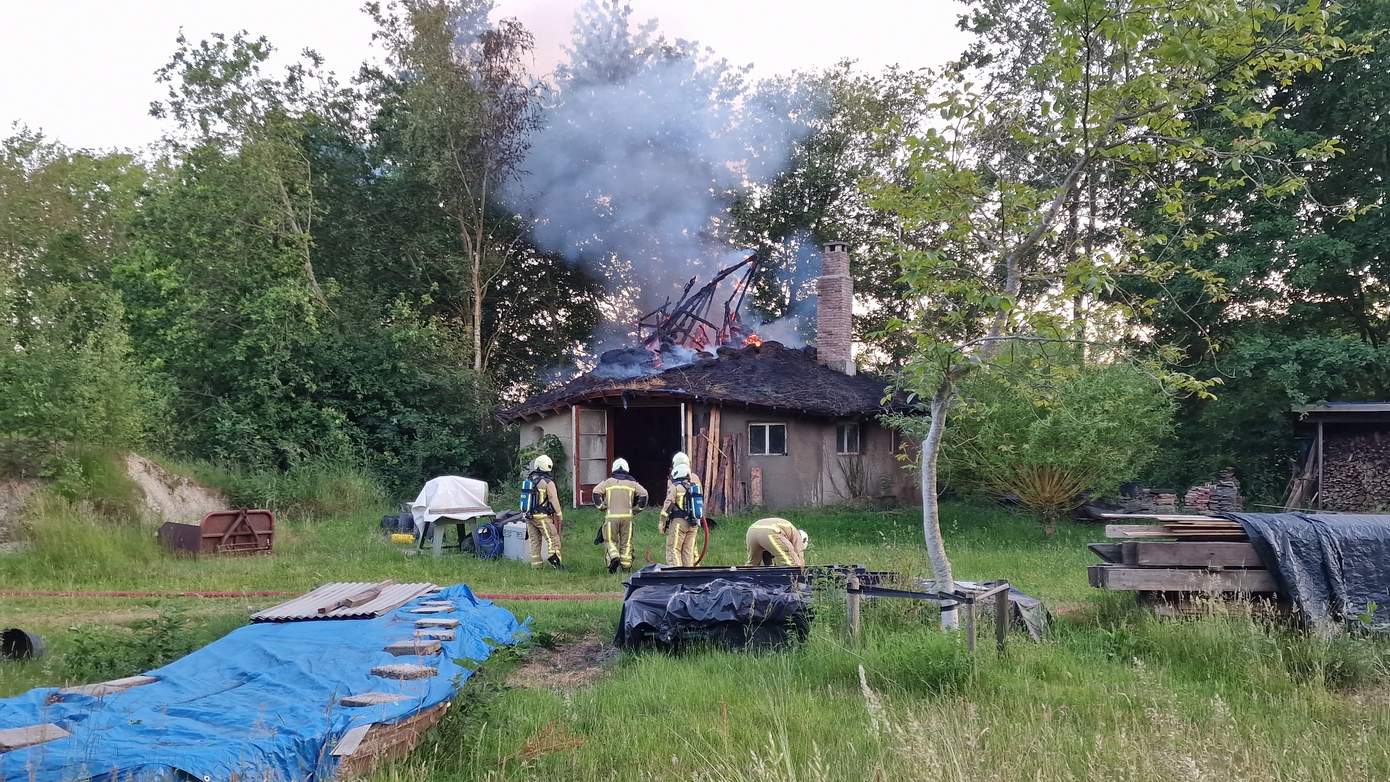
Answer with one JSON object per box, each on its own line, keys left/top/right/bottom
{"left": 1087, "top": 514, "right": 1280, "bottom": 615}
{"left": 1322, "top": 432, "right": 1390, "bottom": 512}
{"left": 1183, "top": 469, "right": 1243, "bottom": 513}
{"left": 690, "top": 407, "right": 748, "bottom": 517}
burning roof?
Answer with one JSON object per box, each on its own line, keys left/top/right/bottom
{"left": 499, "top": 341, "right": 901, "bottom": 423}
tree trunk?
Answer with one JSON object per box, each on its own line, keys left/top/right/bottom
{"left": 921, "top": 379, "right": 958, "bottom": 631}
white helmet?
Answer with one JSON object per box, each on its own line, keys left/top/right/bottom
{"left": 672, "top": 452, "right": 690, "bottom": 467}
{"left": 798, "top": 530, "right": 810, "bottom": 549}
{"left": 533, "top": 454, "right": 553, "bottom": 472}
{"left": 672, "top": 463, "right": 691, "bottom": 480}
{"left": 612, "top": 458, "right": 629, "bottom": 473}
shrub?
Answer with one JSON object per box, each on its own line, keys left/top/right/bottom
{"left": 944, "top": 357, "right": 1175, "bottom": 532}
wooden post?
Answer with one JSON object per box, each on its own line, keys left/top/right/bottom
{"left": 963, "top": 599, "right": 977, "bottom": 654}
{"left": 750, "top": 466, "right": 764, "bottom": 506}
{"left": 994, "top": 587, "right": 1009, "bottom": 652}
{"left": 705, "top": 408, "right": 722, "bottom": 515}
{"left": 847, "top": 574, "right": 862, "bottom": 643}
{"left": 1316, "top": 420, "right": 1324, "bottom": 510}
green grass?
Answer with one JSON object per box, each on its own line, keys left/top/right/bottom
{"left": 3, "top": 487, "right": 1389, "bottom": 781}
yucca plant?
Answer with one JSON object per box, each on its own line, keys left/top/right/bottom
{"left": 988, "top": 463, "right": 1092, "bottom": 536}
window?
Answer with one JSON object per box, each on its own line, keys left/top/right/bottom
{"left": 749, "top": 423, "right": 787, "bottom": 456}
{"left": 837, "top": 422, "right": 861, "bottom": 455}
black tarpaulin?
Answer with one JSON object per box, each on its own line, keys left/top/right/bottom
{"left": 617, "top": 569, "right": 812, "bottom": 650}
{"left": 1228, "top": 512, "right": 1390, "bottom": 632}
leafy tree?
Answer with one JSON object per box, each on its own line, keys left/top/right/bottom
{"left": 870, "top": 0, "right": 1350, "bottom": 628}
{"left": 1118, "top": 0, "right": 1390, "bottom": 496}
{"left": 732, "top": 62, "right": 935, "bottom": 362}
{"left": 367, "top": 0, "right": 543, "bottom": 375}
{"left": 0, "top": 132, "right": 162, "bottom": 471}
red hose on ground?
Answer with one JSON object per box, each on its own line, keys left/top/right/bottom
{"left": 0, "top": 589, "right": 624, "bottom": 601}
{"left": 693, "top": 517, "right": 713, "bottom": 566}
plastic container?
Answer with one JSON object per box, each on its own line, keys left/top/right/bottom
{"left": 1, "top": 628, "right": 45, "bottom": 660}
{"left": 501, "top": 521, "right": 550, "bottom": 563}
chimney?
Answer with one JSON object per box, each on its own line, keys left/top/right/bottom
{"left": 816, "top": 240, "right": 855, "bottom": 375}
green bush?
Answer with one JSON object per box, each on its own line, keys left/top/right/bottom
{"left": 62, "top": 608, "right": 245, "bottom": 683}
{"left": 943, "top": 357, "right": 1175, "bottom": 527}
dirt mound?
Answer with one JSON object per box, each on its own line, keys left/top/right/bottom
{"left": 0, "top": 479, "right": 40, "bottom": 549}
{"left": 507, "top": 634, "right": 619, "bottom": 691}
{"left": 125, "top": 454, "right": 226, "bottom": 524}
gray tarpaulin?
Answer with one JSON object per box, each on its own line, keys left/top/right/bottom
{"left": 1228, "top": 513, "right": 1390, "bottom": 633}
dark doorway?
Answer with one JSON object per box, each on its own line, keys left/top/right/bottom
{"left": 610, "top": 406, "right": 682, "bottom": 502}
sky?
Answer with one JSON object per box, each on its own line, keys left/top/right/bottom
{"left": 0, "top": 0, "right": 968, "bottom": 152}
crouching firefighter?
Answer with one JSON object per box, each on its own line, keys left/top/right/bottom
{"left": 660, "top": 458, "right": 704, "bottom": 567}
{"left": 520, "top": 455, "right": 564, "bottom": 569}
{"left": 592, "top": 458, "right": 648, "bottom": 573}
{"left": 745, "top": 517, "right": 809, "bottom": 568}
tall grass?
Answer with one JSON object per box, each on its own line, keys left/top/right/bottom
{"left": 161, "top": 457, "right": 388, "bottom": 521}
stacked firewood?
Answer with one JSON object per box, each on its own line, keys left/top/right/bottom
{"left": 690, "top": 407, "right": 748, "bottom": 517}
{"left": 1183, "top": 469, "right": 1243, "bottom": 513}
{"left": 1322, "top": 434, "right": 1390, "bottom": 511}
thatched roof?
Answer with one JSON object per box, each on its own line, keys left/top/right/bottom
{"left": 500, "top": 342, "right": 899, "bottom": 423}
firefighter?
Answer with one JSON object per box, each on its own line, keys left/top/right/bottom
{"left": 520, "top": 454, "right": 564, "bottom": 569}
{"left": 659, "top": 462, "right": 704, "bottom": 566}
{"left": 745, "top": 517, "right": 809, "bottom": 568}
{"left": 592, "top": 458, "right": 648, "bottom": 573}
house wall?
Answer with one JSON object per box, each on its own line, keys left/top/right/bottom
{"left": 693, "top": 405, "right": 913, "bottom": 509}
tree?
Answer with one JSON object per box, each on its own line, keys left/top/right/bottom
{"left": 367, "top": 0, "right": 543, "bottom": 375}
{"left": 1117, "top": 0, "right": 1390, "bottom": 496}
{"left": 870, "top": 0, "right": 1350, "bottom": 628}
{"left": 731, "top": 62, "right": 935, "bottom": 361}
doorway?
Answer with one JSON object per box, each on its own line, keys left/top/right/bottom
{"left": 610, "top": 405, "right": 682, "bottom": 502}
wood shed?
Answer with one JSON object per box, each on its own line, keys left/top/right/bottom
{"left": 1287, "top": 402, "right": 1390, "bottom": 511}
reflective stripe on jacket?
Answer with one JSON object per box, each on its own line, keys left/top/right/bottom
{"left": 593, "top": 475, "right": 648, "bottom": 519}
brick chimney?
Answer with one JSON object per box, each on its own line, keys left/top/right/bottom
{"left": 816, "top": 240, "right": 855, "bottom": 375}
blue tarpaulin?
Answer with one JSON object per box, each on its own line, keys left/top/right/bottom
{"left": 0, "top": 584, "right": 525, "bottom": 782}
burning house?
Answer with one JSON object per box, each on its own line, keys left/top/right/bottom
{"left": 500, "top": 242, "right": 911, "bottom": 510}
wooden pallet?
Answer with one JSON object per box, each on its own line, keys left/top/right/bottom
{"left": 1088, "top": 565, "right": 1276, "bottom": 593}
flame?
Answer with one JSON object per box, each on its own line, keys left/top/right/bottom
{"left": 744, "top": 333, "right": 764, "bottom": 347}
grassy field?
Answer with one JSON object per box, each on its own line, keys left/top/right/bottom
{"left": 3, "top": 494, "right": 1389, "bottom": 781}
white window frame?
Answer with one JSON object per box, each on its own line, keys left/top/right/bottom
{"left": 748, "top": 422, "right": 788, "bottom": 456}
{"left": 836, "top": 421, "right": 862, "bottom": 455}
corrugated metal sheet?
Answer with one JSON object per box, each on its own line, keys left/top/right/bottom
{"left": 251, "top": 582, "right": 437, "bottom": 622}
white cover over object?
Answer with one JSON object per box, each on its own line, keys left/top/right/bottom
{"left": 411, "top": 476, "right": 493, "bottom": 535}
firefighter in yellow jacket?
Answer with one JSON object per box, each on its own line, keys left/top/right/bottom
{"left": 745, "top": 517, "right": 809, "bottom": 567}
{"left": 592, "top": 458, "right": 648, "bottom": 573}
{"left": 522, "top": 455, "right": 564, "bottom": 569}
{"left": 659, "top": 455, "right": 704, "bottom": 566}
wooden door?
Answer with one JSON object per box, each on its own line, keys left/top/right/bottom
{"left": 572, "top": 405, "right": 611, "bottom": 508}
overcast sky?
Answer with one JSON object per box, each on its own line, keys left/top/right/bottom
{"left": 1, "top": 1, "right": 968, "bottom": 152}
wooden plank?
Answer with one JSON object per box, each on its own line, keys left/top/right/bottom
{"left": 414, "top": 618, "right": 459, "bottom": 629}
{"left": 409, "top": 606, "right": 451, "bottom": 614}
{"left": 750, "top": 465, "right": 764, "bottom": 506}
{"left": 413, "top": 629, "right": 455, "bottom": 640}
{"left": 332, "top": 724, "right": 373, "bottom": 757}
{"left": 370, "top": 663, "right": 436, "bottom": 680}
{"left": 319, "top": 580, "right": 394, "bottom": 615}
{"left": 1088, "top": 566, "right": 1277, "bottom": 593}
{"left": 0, "top": 723, "right": 70, "bottom": 751}
{"left": 56, "top": 675, "right": 157, "bottom": 699}
{"left": 1122, "top": 541, "right": 1263, "bottom": 568}
{"left": 1104, "top": 524, "right": 1172, "bottom": 539}
{"left": 1098, "top": 513, "right": 1225, "bottom": 522}
{"left": 341, "top": 692, "right": 413, "bottom": 707}
{"left": 384, "top": 639, "right": 443, "bottom": 657}
{"left": 1087, "top": 543, "right": 1123, "bottom": 563}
